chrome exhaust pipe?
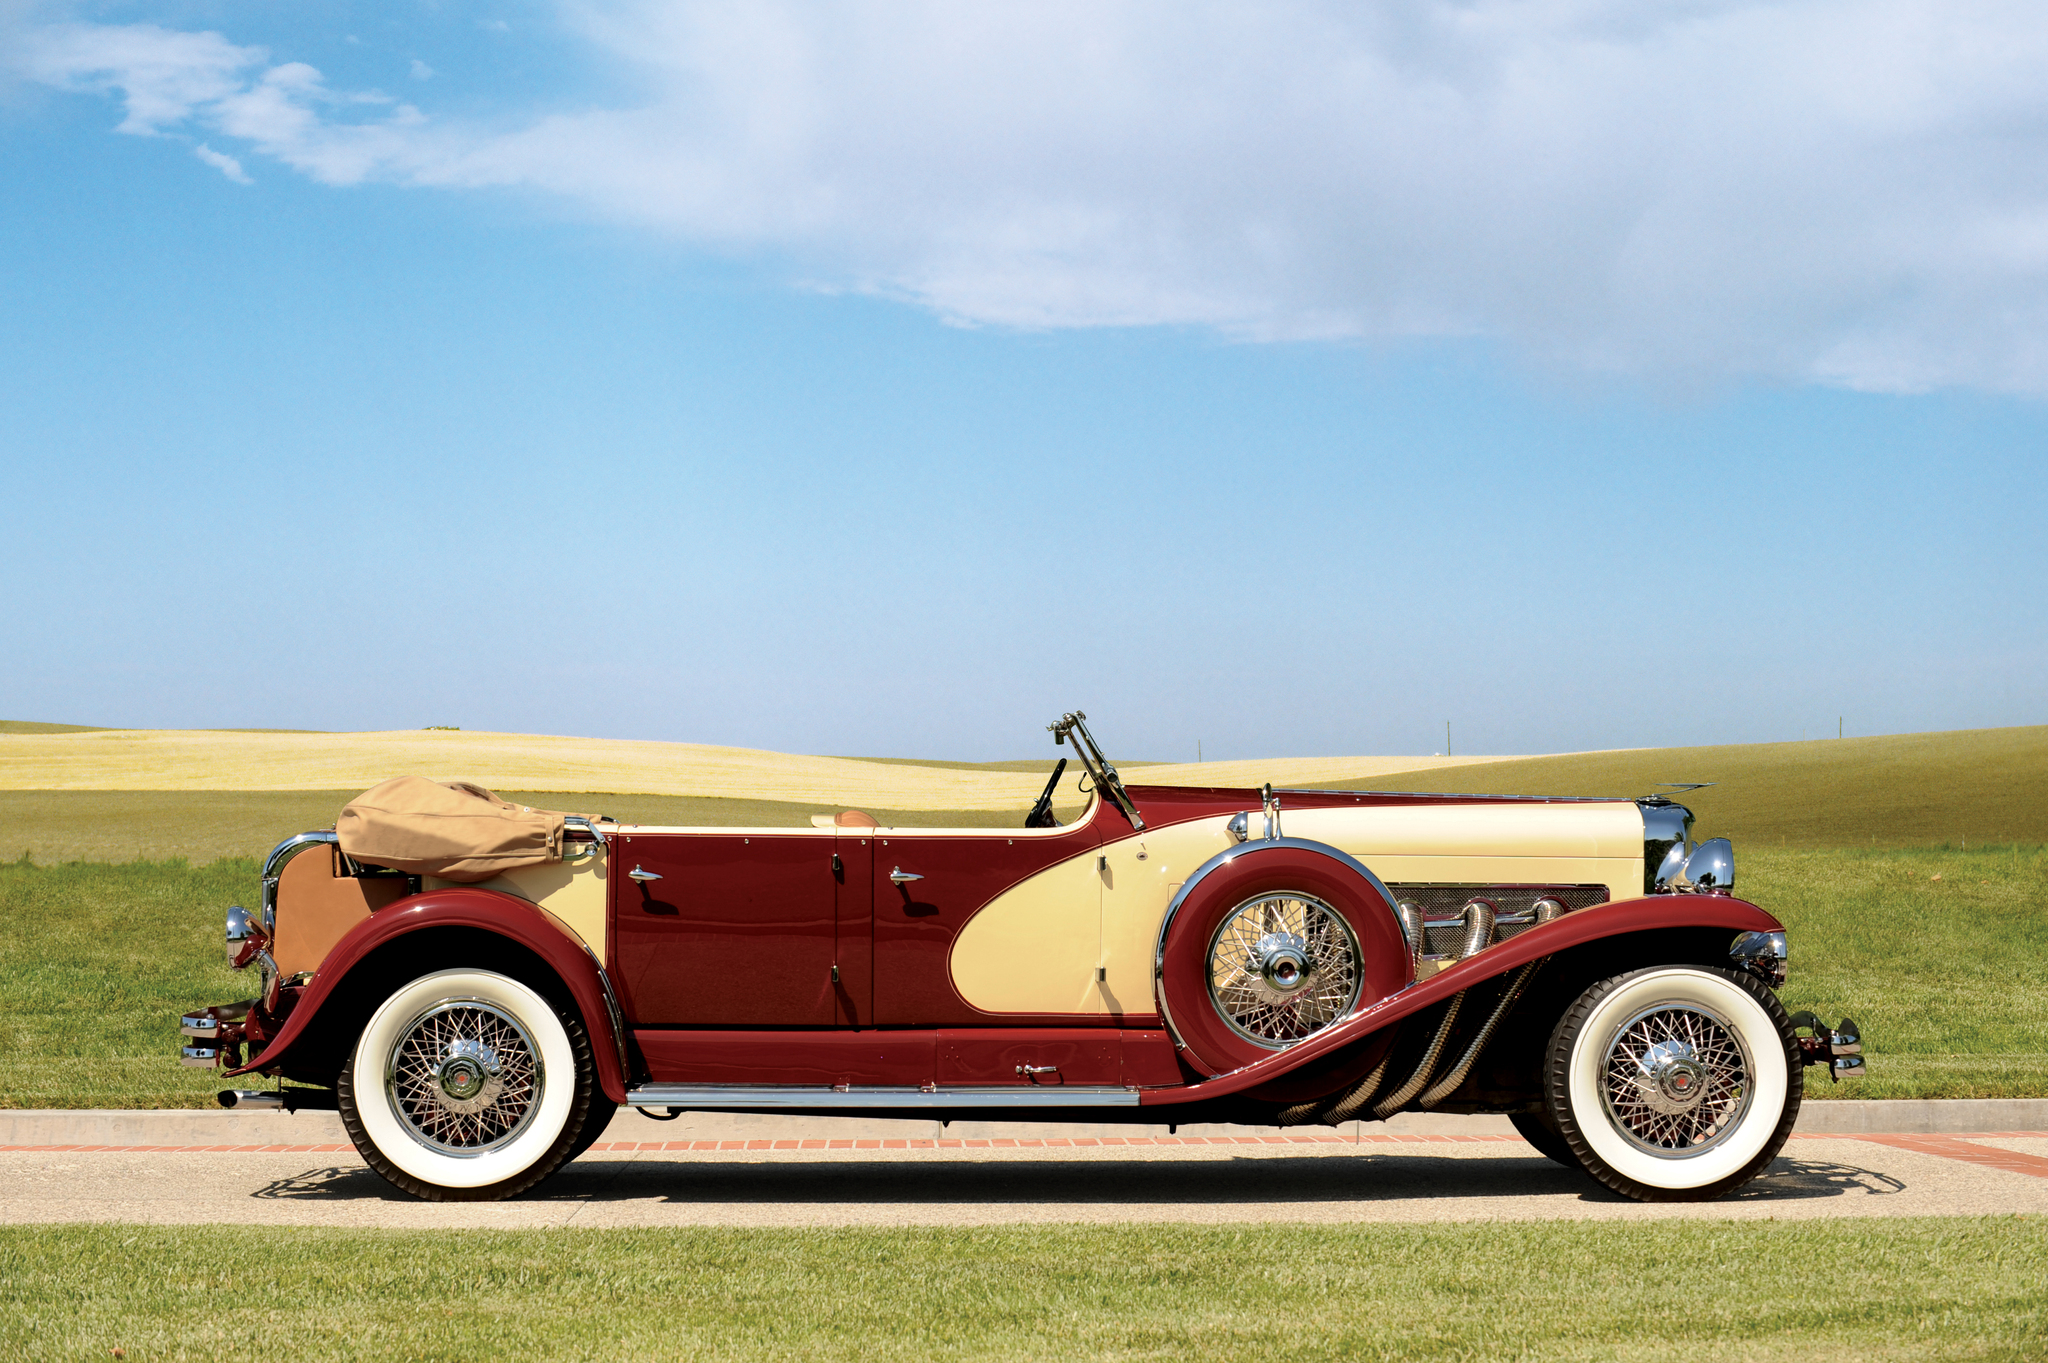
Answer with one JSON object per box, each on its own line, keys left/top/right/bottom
{"left": 1458, "top": 899, "right": 1497, "bottom": 958}
{"left": 217, "top": 1089, "right": 283, "bottom": 1109}
{"left": 1395, "top": 900, "right": 1426, "bottom": 978}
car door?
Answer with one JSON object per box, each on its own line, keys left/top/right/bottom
{"left": 871, "top": 822, "right": 1104, "bottom": 1026}
{"left": 610, "top": 830, "right": 838, "bottom": 1026}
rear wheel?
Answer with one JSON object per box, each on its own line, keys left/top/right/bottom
{"left": 1544, "top": 965, "right": 1800, "bottom": 1202}
{"left": 338, "top": 968, "right": 601, "bottom": 1202}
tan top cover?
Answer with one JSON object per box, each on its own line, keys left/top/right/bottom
{"left": 337, "top": 778, "right": 569, "bottom": 883}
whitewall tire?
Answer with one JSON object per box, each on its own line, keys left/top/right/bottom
{"left": 1545, "top": 966, "right": 1800, "bottom": 1201}
{"left": 338, "top": 968, "right": 599, "bottom": 1201}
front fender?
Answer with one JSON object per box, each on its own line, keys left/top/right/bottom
{"left": 227, "top": 887, "right": 631, "bottom": 1104}
{"left": 1138, "top": 892, "right": 1783, "bottom": 1106}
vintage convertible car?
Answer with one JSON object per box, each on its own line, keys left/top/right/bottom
{"left": 178, "top": 712, "right": 1863, "bottom": 1203}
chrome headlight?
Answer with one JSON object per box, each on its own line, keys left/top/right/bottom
{"left": 225, "top": 904, "right": 264, "bottom": 967}
{"left": 1675, "top": 837, "right": 1735, "bottom": 895}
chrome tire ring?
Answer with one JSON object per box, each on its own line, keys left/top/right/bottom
{"left": 385, "top": 999, "right": 544, "bottom": 1156}
{"left": 1205, "top": 892, "right": 1362, "bottom": 1048}
{"left": 1596, "top": 1000, "right": 1753, "bottom": 1159}
{"left": 342, "top": 969, "right": 582, "bottom": 1195}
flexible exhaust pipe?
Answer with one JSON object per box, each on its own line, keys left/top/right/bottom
{"left": 1372, "top": 993, "right": 1465, "bottom": 1119}
{"left": 1418, "top": 959, "right": 1545, "bottom": 1109}
{"left": 1317, "top": 1045, "right": 1397, "bottom": 1125}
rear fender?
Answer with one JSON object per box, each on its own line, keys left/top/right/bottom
{"left": 1139, "top": 893, "right": 1783, "bottom": 1106}
{"left": 226, "top": 887, "right": 631, "bottom": 1104}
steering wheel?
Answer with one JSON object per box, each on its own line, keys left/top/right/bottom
{"left": 1024, "top": 759, "right": 1068, "bottom": 828}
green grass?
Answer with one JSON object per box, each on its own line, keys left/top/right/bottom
{"left": 0, "top": 789, "right": 1086, "bottom": 864}
{"left": 0, "top": 719, "right": 108, "bottom": 734}
{"left": 0, "top": 859, "right": 251, "bottom": 1109}
{"left": 2, "top": 845, "right": 2042, "bottom": 1108}
{"left": 2, "top": 1220, "right": 2042, "bottom": 1361}
{"left": 1352, "top": 724, "right": 2048, "bottom": 849}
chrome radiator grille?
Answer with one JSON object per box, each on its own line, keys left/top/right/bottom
{"left": 1386, "top": 883, "right": 1611, "bottom": 956}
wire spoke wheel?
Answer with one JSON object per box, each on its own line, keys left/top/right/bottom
{"left": 1597, "top": 1000, "right": 1753, "bottom": 1158}
{"left": 1206, "top": 892, "right": 1361, "bottom": 1047}
{"left": 385, "top": 1000, "right": 544, "bottom": 1155}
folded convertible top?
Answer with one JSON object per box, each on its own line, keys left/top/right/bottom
{"left": 336, "top": 777, "right": 573, "bottom": 883}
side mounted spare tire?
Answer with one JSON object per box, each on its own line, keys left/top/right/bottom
{"left": 1156, "top": 841, "right": 1409, "bottom": 1074}
{"left": 1545, "top": 965, "right": 1801, "bottom": 1201}
{"left": 339, "top": 968, "right": 602, "bottom": 1202}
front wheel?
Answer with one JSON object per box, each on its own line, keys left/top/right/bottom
{"left": 339, "top": 968, "right": 601, "bottom": 1202}
{"left": 1545, "top": 965, "right": 1800, "bottom": 1202}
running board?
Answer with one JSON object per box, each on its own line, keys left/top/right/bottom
{"left": 625, "top": 1084, "right": 1141, "bottom": 1111}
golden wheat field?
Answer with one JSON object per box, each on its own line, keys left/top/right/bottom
{"left": 0, "top": 727, "right": 1506, "bottom": 810}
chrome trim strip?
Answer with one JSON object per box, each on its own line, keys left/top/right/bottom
{"left": 623, "top": 1085, "right": 1141, "bottom": 1110}
{"left": 1150, "top": 836, "right": 1408, "bottom": 1063}
{"left": 1272, "top": 788, "right": 1629, "bottom": 804}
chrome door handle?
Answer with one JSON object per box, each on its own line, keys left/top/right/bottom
{"left": 888, "top": 867, "right": 923, "bottom": 885}
{"left": 1016, "top": 1065, "right": 1058, "bottom": 1076}
{"left": 628, "top": 865, "right": 663, "bottom": 883}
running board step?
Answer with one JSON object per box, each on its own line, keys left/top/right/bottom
{"left": 625, "top": 1085, "right": 1141, "bottom": 1111}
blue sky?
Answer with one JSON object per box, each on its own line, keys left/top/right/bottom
{"left": 2, "top": 1, "right": 2044, "bottom": 760}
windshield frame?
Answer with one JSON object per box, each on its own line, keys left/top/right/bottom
{"left": 1047, "top": 711, "right": 1146, "bottom": 831}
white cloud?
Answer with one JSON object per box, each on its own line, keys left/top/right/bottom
{"left": 409, "top": 58, "right": 433, "bottom": 81}
{"left": 23, "top": 2, "right": 2048, "bottom": 392}
{"left": 191, "top": 141, "right": 249, "bottom": 183}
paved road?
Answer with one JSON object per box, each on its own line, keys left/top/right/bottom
{"left": 5, "top": 1131, "right": 2044, "bottom": 1229}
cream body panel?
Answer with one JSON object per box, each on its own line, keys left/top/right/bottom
{"left": 952, "top": 801, "right": 1647, "bottom": 1017}
{"left": 1277, "top": 802, "right": 1644, "bottom": 860}
{"left": 949, "top": 853, "right": 1103, "bottom": 1014}
{"left": 953, "top": 816, "right": 1241, "bottom": 1016}
{"left": 425, "top": 848, "right": 609, "bottom": 965}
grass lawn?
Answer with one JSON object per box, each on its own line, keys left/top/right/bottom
{"left": 1360, "top": 724, "right": 2048, "bottom": 849}
{"left": 2, "top": 845, "right": 2042, "bottom": 1109}
{"left": 3, "top": 1219, "right": 2043, "bottom": 1361}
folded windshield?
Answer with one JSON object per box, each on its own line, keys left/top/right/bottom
{"left": 1048, "top": 710, "right": 1146, "bottom": 831}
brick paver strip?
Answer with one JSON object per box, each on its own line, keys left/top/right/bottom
{"left": 1852, "top": 1133, "right": 2048, "bottom": 1180}
{"left": 7, "top": 1131, "right": 2045, "bottom": 1173}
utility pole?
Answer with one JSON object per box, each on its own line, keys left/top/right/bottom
{"left": 1839, "top": 717, "right": 1843, "bottom": 739}
{"left": 1446, "top": 721, "right": 1452, "bottom": 757}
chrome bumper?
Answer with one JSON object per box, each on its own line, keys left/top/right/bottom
{"left": 1791, "top": 1011, "right": 1865, "bottom": 1082}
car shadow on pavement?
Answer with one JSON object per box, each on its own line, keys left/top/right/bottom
{"left": 535, "top": 1151, "right": 1911, "bottom": 1206}
{"left": 248, "top": 1153, "right": 1906, "bottom": 1206}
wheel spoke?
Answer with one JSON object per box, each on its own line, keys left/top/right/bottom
{"left": 1206, "top": 892, "right": 1362, "bottom": 1046}
{"left": 384, "top": 1000, "right": 543, "bottom": 1155}
{"left": 1597, "top": 1000, "right": 1754, "bottom": 1158}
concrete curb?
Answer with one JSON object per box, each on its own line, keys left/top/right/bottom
{"left": 3, "top": 1098, "right": 2041, "bottom": 1148}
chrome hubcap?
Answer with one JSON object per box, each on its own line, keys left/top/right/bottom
{"left": 1599, "top": 1002, "right": 1752, "bottom": 1157}
{"left": 1251, "top": 931, "right": 1312, "bottom": 997}
{"left": 1207, "top": 893, "right": 1362, "bottom": 1048}
{"left": 433, "top": 1038, "right": 504, "bottom": 1114}
{"left": 386, "top": 1001, "right": 543, "bottom": 1155}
